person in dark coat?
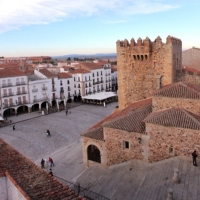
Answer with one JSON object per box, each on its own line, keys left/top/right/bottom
{"left": 41, "top": 158, "right": 45, "bottom": 169}
{"left": 192, "top": 150, "right": 198, "bottom": 166}
{"left": 13, "top": 125, "right": 15, "bottom": 131}
{"left": 47, "top": 130, "right": 51, "bottom": 137}
{"left": 49, "top": 168, "right": 53, "bottom": 176}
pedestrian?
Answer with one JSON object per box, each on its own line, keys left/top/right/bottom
{"left": 13, "top": 125, "right": 15, "bottom": 131}
{"left": 47, "top": 130, "right": 51, "bottom": 137}
{"left": 66, "top": 109, "right": 68, "bottom": 115}
{"left": 49, "top": 168, "right": 53, "bottom": 176}
{"left": 49, "top": 157, "right": 55, "bottom": 167}
{"left": 192, "top": 150, "right": 198, "bottom": 166}
{"left": 41, "top": 158, "right": 45, "bottom": 169}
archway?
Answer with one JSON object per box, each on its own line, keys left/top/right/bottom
{"left": 32, "top": 103, "right": 39, "bottom": 112}
{"left": 17, "top": 105, "right": 28, "bottom": 115}
{"left": 87, "top": 145, "right": 101, "bottom": 163}
{"left": 3, "top": 108, "right": 15, "bottom": 117}
{"left": 41, "top": 101, "right": 48, "bottom": 109}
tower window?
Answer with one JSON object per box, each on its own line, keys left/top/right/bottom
{"left": 123, "top": 141, "right": 129, "bottom": 149}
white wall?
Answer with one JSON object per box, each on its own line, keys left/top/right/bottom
{"left": 0, "top": 177, "right": 7, "bottom": 200}
{"left": 7, "top": 177, "right": 27, "bottom": 200}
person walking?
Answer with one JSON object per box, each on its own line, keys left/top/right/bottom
{"left": 66, "top": 109, "right": 68, "bottom": 115}
{"left": 41, "top": 158, "right": 45, "bottom": 169}
{"left": 49, "top": 157, "right": 55, "bottom": 167}
{"left": 47, "top": 130, "right": 51, "bottom": 137}
{"left": 192, "top": 150, "right": 198, "bottom": 166}
{"left": 13, "top": 125, "right": 15, "bottom": 131}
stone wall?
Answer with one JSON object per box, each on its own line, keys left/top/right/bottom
{"left": 82, "top": 137, "right": 106, "bottom": 167}
{"left": 104, "top": 127, "right": 144, "bottom": 166}
{"left": 152, "top": 97, "right": 200, "bottom": 115}
{"left": 146, "top": 123, "right": 200, "bottom": 163}
{"left": 116, "top": 36, "right": 182, "bottom": 110}
{"left": 177, "top": 70, "right": 200, "bottom": 85}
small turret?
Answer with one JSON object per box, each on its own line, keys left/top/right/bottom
{"left": 144, "top": 37, "right": 151, "bottom": 48}
{"left": 155, "top": 36, "right": 162, "bottom": 43}
{"left": 124, "top": 39, "right": 129, "bottom": 47}
{"left": 130, "top": 38, "right": 135, "bottom": 48}
{"left": 137, "top": 37, "right": 142, "bottom": 46}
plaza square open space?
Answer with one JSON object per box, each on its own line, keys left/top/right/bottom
{"left": 1, "top": 102, "right": 200, "bottom": 200}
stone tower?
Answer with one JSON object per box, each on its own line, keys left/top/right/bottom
{"left": 116, "top": 36, "right": 182, "bottom": 110}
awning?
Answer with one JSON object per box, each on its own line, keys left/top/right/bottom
{"left": 82, "top": 92, "right": 117, "bottom": 101}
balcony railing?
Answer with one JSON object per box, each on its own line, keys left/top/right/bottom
{"left": 17, "top": 101, "right": 29, "bottom": 105}
{"left": 68, "top": 88, "right": 71, "bottom": 91}
{"left": 33, "top": 97, "right": 49, "bottom": 103}
{"left": 16, "top": 81, "right": 26, "bottom": 86}
{"left": 2, "top": 92, "right": 14, "bottom": 97}
{"left": 42, "top": 87, "right": 47, "bottom": 91}
{"left": 32, "top": 88, "right": 38, "bottom": 93}
{"left": 3, "top": 103, "right": 15, "bottom": 108}
{"left": 2, "top": 83, "right": 12, "bottom": 88}
{"left": 16, "top": 91, "right": 27, "bottom": 95}
{"left": 52, "top": 88, "right": 56, "bottom": 92}
{"left": 52, "top": 96, "right": 58, "bottom": 100}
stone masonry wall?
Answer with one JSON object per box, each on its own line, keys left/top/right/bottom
{"left": 104, "top": 127, "right": 143, "bottom": 166}
{"left": 82, "top": 137, "right": 106, "bottom": 167}
{"left": 117, "top": 36, "right": 182, "bottom": 110}
{"left": 152, "top": 97, "right": 200, "bottom": 115}
{"left": 177, "top": 70, "right": 200, "bottom": 85}
{"left": 146, "top": 123, "right": 200, "bottom": 163}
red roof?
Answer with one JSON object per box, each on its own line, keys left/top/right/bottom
{"left": 58, "top": 72, "right": 72, "bottom": 79}
{"left": 0, "top": 139, "right": 85, "bottom": 200}
{"left": 39, "top": 68, "right": 57, "bottom": 78}
{"left": 0, "top": 68, "right": 25, "bottom": 78}
{"left": 69, "top": 69, "right": 90, "bottom": 74}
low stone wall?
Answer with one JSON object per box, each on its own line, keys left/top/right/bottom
{"left": 152, "top": 97, "right": 200, "bottom": 115}
{"left": 146, "top": 123, "right": 200, "bottom": 163}
{"left": 104, "top": 127, "right": 143, "bottom": 166}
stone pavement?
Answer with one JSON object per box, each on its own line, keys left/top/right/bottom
{"left": 1, "top": 102, "right": 200, "bottom": 200}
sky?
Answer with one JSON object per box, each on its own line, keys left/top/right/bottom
{"left": 0, "top": 0, "right": 200, "bottom": 57}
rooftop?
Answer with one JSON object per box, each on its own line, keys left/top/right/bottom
{"left": 0, "top": 68, "right": 25, "bottom": 78}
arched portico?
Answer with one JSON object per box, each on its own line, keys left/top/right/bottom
{"left": 41, "top": 101, "right": 48, "bottom": 109}
{"left": 32, "top": 103, "right": 39, "bottom": 112}
{"left": 87, "top": 144, "right": 101, "bottom": 163}
{"left": 17, "top": 105, "right": 29, "bottom": 115}
{"left": 3, "top": 108, "right": 15, "bottom": 117}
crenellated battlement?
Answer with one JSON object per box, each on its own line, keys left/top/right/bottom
{"left": 116, "top": 35, "right": 182, "bottom": 110}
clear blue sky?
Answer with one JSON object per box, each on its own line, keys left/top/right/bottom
{"left": 0, "top": 0, "right": 200, "bottom": 57}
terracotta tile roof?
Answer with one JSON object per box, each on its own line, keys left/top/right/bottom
{"left": 0, "top": 139, "right": 84, "bottom": 200}
{"left": 144, "top": 107, "right": 200, "bottom": 130}
{"left": 152, "top": 82, "right": 200, "bottom": 99}
{"left": 81, "top": 98, "right": 152, "bottom": 140}
{"left": 77, "top": 62, "right": 108, "bottom": 70}
{"left": 103, "top": 105, "right": 152, "bottom": 133}
{"left": 57, "top": 72, "right": 72, "bottom": 79}
{"left": 182, "top": 66, "right": 200, "bottom": 75}
{"left": 39, "top": 68, "right": 57, "bottom": 78}
{"left": 69, "top": 69, "right": 90, "bottom": 74}
{"left": 0, "top": 68, "right": 25, "bottom": 78}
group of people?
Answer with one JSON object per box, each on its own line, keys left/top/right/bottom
{"left": 41, "top": 157, "right": 55, "bottom": 176}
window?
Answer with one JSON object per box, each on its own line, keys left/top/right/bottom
{"left": 60, "top": 80, "right": 62, "bottom": 86}
{"left": 74, "top": 77, "right": 76, "bottom": 81}
{"left": 78, "top": 77, "right": 80, "bottom": 82}
{"left": 101, "top": 71, "right": 102, "bottom": 76}
{"left": 67, "top": 80, "right": 70, "bottom": 84}
{"left": 169, "top": 147, "right": 174, "bottom": 154}
{"left": 123, "top": 141, "right": 129, "bottom": 149}
{"left": 97, "top": 72, "right": 99, "bottom": 76}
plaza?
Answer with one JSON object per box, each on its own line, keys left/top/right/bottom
{"left": 1, "top": 103, "right": 200, "bottom": 200}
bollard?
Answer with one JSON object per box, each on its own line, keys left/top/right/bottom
{"left": 172, "top": 168, "right": 180, "bottom": 183}
{"left": 167, "top": 188, "right": 173, "bottom": 200}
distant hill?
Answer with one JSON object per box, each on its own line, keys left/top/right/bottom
{"left": 52, "top": 53, "right": 116, "bottom": 60}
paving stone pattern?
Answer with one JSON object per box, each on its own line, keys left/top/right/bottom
{"left": 1, "top": 102, "right": 200, "bottom": 200}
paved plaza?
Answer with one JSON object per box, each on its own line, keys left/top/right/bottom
{"left": 1, "top": 102, "right": 200, "bottom": 200}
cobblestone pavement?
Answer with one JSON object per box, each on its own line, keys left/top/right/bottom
{"left": 1, "top": 102, "right": 200, "bottom": 200}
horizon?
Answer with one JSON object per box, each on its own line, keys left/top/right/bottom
{"left": 0, "top": 0, "right": 200, "bottom": 57}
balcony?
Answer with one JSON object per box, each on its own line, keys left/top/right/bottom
{"left": 16, "top": 91, "right": 27, "bottom": 95}
{"left": 3, "top": 103, "right": 15, "bottom": 108}
{"left": 52, "top": 88, "right": 57, "bottom": 92}
{"left": 33, "top": 97, "right": 49, "bottom": 103}
{"left": 52, "top": 96, "right": 58, "bottom": 100}
{"left": 42, "top": 87, "right": 47, "bottom": 91}
{"left": 2, "top": 83, "right": 12, "bottom": 88}
{"left": 32, "top": 88, "right": 38, "bottom": 93}
{"left": 68, "top": 88, "right": 71, "bottom": 91}
{"left": 16, "top": 81, "right": 26, "bottom": 86}
{"left": 105, "top": 73, "right": 110, "bottom": 76}
{"left": 2, "top": 92, "right": 14, "bottom": 97}
{"left": 17, "top": 101, "right": 29, "bottom": 105}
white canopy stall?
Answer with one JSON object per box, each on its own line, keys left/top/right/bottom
{"left": 82, "top": 92, "right": 117, "bottom": 105}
